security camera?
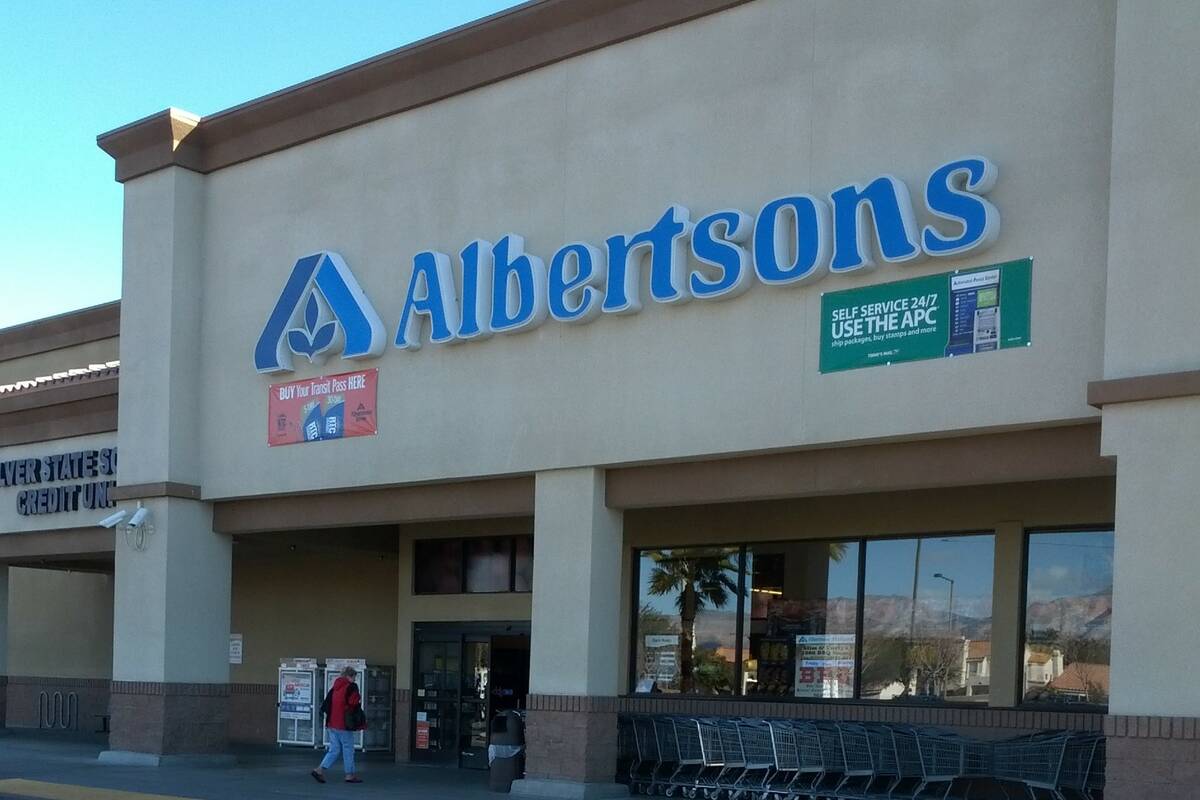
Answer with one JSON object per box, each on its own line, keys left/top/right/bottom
{"left": 128, "top": 506, "right": 149, "bottom": 528}
{"left": 98, "top": 510, "right": 127, "bottom": 529}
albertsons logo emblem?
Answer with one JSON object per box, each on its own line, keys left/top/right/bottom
{"left": 254, "top": 252, "right": 385, "bottom": 374}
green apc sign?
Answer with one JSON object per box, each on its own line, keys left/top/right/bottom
{"left": 819, "top": 258, "right": 1031, "bottom": 373}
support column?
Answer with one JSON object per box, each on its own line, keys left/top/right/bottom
{"left": 103, "top": 498, "right": 232, "bottom": 764}
{"left": 988, "top": 522, "right": 1024, "bottom": 707}
{"left": 1098, "top": 1, "right": 1200, "bottom": 795}
{"left": 1100, "top": 398, "right": 1200, "bottom": 798}
{"left": 512, "top": 468, "right": 626, "bottom": 800}
{"left": 98, "top": 150, "right": 233, "bottom": 764}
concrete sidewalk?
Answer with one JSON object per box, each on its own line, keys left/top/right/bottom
{"left": 0, "top": 734, "right": 499, "bottom": 800}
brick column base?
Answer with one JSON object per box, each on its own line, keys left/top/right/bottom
{"left": 511, "top": 696, "right": 626, "bottom": 799}
{"left": 1105, "top": 714, "right": 1200, "bottom": 800}
{"left": 100, "top": 681, "right": 233, "bottom": 766}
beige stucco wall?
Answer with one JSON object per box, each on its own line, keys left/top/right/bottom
{"left": 116, "top": 167, "right": 205, "bottom": 488}
{"left": 7, "top": 567, "right": 113, "bottom": 678}
{"left": 1101, "top": 398, "right": 1200, "bottom": 716}
{"left": 0, "top": 338, "right": 118, "bottom": 387}
{"left": 111, "top": 497, "right": 230, "bottom": 683}
{"left": 179, "top": 0, "right": 1116, "bottom": 501}
{"left": 1102, "top": 0, "right": 1200, "bottom": 378}
{"left": 0, "top": 433, "right": 118, "bottom": 535}
{"left": 230, "top": 544, "right": 400, "bottom": 685}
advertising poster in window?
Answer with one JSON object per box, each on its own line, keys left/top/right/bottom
{"left": 794, "top": 634, "right": 856, "bottom": 698}
{"left": 819, "top": 259, "right": 1032, "bottom": 373}
{"left": 279, "top": 669, "right": 315, "bottom": 720}
{"left": 268, "top": 368, "right": 378, "bottom": 446}
{"left": 642, "top": 635, "right": 680, "bottom": 690}
{"left": 415, "top": 714, "right": 430, "bottom": 750}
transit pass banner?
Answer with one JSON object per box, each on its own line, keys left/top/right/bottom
{"left": 268, "top": 368, "right": 378, "bottom": 446}
{"left": 819, "top": 258, "right": 1032, "bottom": 373}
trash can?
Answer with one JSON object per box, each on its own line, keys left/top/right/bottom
{"left": 488, "top": 710, "right": 525, "bottom": 793}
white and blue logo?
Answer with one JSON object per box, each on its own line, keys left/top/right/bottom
{"left": 254, "top": 252, "right": 385, "bottom": 374}
{"left": 255, "top": 156, "right": 1001, "bottom": 374}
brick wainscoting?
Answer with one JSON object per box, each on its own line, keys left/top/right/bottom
{"left": 394, "top": 689, "right": 412, "bottom": 762}
{"left": 108, "top": 681, "right": 229, "bottom": 755}
{"left": 5, "top": 676, "right": 111, "bottom": 733}
{"left": 617, "top": 696, "right": 1104, "bottom": 739}
{"left": 229, "top": 683, "right": 276, "bottom": 745}
{"left": 525, "top": 694, "right": 1108, "bottom": 786}
{"left": 1104, "top": 714, "right": 1200, "bottom": 800}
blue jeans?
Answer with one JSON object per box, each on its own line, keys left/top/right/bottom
{"left": 320, "top": 728, "right": 356, "bottom": 774}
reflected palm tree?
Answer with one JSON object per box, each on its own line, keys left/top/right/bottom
{"left": 645, "top": 548, "right": 740, "bottom": 693}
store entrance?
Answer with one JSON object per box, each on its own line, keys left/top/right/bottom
{"left": 411, "top": 622, "right": 531, "bottom": 769}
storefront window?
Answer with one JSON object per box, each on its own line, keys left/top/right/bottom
{"left": 1022, "top": 529, "right": 1113, "bottom": 706}
{"left": 743, "top": 540, "right": 860, "bottom": 699}
{"left": 513, "top": 536, "right": 534, "bottom": 592}
{"left": 414, "top": 535, "right": 533, "bottom": 594}
{"left": 860, "top": 534, "right": 994, "bottom": 704}
{"left": 633, "top": 547, "right": 742, "bottom": 695}
{"left": 415, "top": 539, "right": 462, "bottom": 594}
{"left": 465, "top": 537, "right": 512, "bottom": 593}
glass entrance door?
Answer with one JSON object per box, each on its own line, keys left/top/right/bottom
{"left": 411, "top": 623, "right": 530, "bottom": 769}
{"left": 413, "top": 638, "right": 460, "bottom": 764}
{"left": 459, "top": 639, "right": 491, "bottom": 770}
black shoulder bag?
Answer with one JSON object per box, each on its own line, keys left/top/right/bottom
{"left": 343, "top": 681, "right": 366, "bottom": 730}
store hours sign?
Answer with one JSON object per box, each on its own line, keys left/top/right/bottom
{"left": 0, "top": 447, "right": 118, "bottom": 516}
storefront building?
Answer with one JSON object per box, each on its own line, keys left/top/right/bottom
{"left": 2, "top": 1, "right": 1199, "bottom": 797}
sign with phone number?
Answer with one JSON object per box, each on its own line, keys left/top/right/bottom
{"left": 819, "top": 259, "right": 1031, "bottom": 373}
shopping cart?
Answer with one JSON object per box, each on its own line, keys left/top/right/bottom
{"left": 993, "top": 731, "right": 1072, "bottom": 800}
{"left": 652, "top": 716, "right": 683, "bottom": 795}
{"left": 715, "top": 718, "right": 748, "bottom": 797}
{"left": 733, "top": 718, "right": 777, "bottom": 799}
{"left": 833, "top": 722, "right": 876, "bottom": 798}
{"left": 617, "top": 715, "right": 637, "bottom": 786}
{"left": 662, "top": 717, "right": 716, "bottom": 798}
{"left": 862, "top": 723, "right": 900, "bottom": 799}
{"left": 764, "top": 720, "right": 801, "bottom": 798}
{"left": 619, "top": 714, "right": 1103, "bottom": 800}
{"left": 810, "top": 722, "right": 848, "bottom": 798}
{"left": 994, "top": 731, "right": 1106, "bottom": 800}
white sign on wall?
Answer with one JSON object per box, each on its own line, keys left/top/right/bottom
{"left": 229, "top": 634, "right": 243, "bottom": 665}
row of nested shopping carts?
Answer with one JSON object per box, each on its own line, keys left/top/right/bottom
{"left": 617, "top": 715, "right": 1104, "bottom": 800}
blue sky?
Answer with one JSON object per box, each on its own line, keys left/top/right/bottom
{"left": 0, "top": 0, "right": 518, "bottom": 329}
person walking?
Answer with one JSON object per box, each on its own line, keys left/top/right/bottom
{"left": 312, "top": 666, "right": 367, "bottom": 784}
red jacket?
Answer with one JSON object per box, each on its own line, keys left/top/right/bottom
{"left": 327, "top": 676, "right": 363, "bottom": 731}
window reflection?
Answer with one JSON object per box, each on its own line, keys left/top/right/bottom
{"left": 860, "top": 535, "right": 994, "bottom": 704}
{"left": 1023, "top": 530, "right": 1113, "bottom": 706}
{"left": 634, "top": 548, "right": 742, "bottom": 695}
{"left": 414, "top": 539, "right": 462, "bottom": 594}
{"left": 743, "top": 541, "right": 859, "bottom": 698}
{"left": 465, "top": 537, "right": 512, "bottom": 593}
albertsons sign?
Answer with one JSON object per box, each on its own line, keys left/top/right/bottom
{"left": 254, "top": 156, "right": 999, "bottom": 374}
